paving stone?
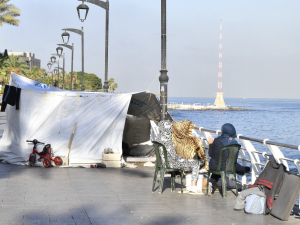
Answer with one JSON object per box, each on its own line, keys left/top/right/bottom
{"left": 73, "top": 219, "right": 92, "bottom": 225}
{"left": 90, "top": 218, "right": 142, "bottom": 225}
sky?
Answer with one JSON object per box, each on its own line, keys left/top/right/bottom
{"left": 1, "top": 0, "right": 300, "bottom": 99}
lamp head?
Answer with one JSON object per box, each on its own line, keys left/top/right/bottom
{"left": 47, "top": 62, "right": 52, "bottom": 70}
{"left": 77, "top": 1, "right": 89, "bottom": 22}
{"left": 61, "top": 30, "right": 70, "bottom": 44}
{"left": 56, "top": 46, "right": 63, "bottom": 57}
{"left": 50, "top": 56, "right": 56, "bottom": 63}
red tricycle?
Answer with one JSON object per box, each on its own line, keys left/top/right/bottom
{"left": 27, "top": 139, "right": 63, "bottom": 168}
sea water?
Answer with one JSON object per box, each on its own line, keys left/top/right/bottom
{"left": 169, "top": 97, "right": 300, "bottom": 173}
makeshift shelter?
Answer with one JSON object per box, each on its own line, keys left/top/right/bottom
{"left": 0, "top": 73, "right": 168, "bottom": 165}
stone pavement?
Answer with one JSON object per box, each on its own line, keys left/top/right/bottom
{"left": 0, "top": 163, "right": 299, "bottom": 225}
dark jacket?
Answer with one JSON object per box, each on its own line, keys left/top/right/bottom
{"left": 254, "top": 159, "right": 286, "bottom": 213}
{"left": 209, "top": 137, "right": 249, "bottom": 174}
{"left": 209, "top": 138, "right": 228, "bottom": 171}
{"left": 1, "top": 85, "right": 21, "bottom": 112}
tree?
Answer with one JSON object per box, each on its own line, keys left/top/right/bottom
{"left": 0, "top": 0, "right": 20, "bottom": 37}
{"left": 108, "top": 78, "right": 118, "bottom": 92}
{"left": 74, "top": 72, "right": 102, "bottom": 91}
{"left": 108, "top": 78, "right": 114, "bottom": 87}
{"left": 111, "top": 83, "right": 118, "bottom": 92}
{"left": 3, "top": 55, "right": 27, "bottom": 75}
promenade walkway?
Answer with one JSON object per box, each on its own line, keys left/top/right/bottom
{"left": 0, "top": 112, "right": 299, "bottom": 225}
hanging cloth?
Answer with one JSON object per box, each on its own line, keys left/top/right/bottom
{"left": 1, "top": 85, "right": 21, "bottom": 112}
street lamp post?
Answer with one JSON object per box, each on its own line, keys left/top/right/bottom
{"left": 53, "top": 68, "right": 58, "bottom": 87}
{"left": 62, "top": 27, "right": 85, "bottom": 91}
{"left": 47, "top": 62, "right": 53, "bottom": 86}
{"left": 53, "top": 53, "right": 65, "bottom": 90}
{"left": 56, "top": 48, "right": 66, "bottom": 90}
{"left": 51, "top": 55, "right": 60, "bottom": 88}
{"left": 57, "top": 43, "right": 74, "bottom": 90}
{"left": 159, "top": 0, "right": 169, "bottom": 121}
{"left": 50, "top": 56, "right": 57, "bottom": 87}
{"left": 77, "top": 0, "right": 109, "bottom": 92}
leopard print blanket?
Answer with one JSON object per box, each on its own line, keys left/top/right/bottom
{"left": 155, "top": 120, "right": 207, "bottom": 181}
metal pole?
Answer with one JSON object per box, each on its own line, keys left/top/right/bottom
{"left": 81, "top": 27, "right": 85, "bottom": 91}
{"left": 63, "top": 53, "right": 65, "bottom": 90}
{"left": 71, "top": 43, "right": 74, "bottom": 90}
{"left": 103, "top": 0, "right": 109, "bottom": 92}
{"left": 159, "top": 0, "right": 169, "bottom": 121}
{"left": 58, "top": 61, "right": 60, "bottom": 88}
{"left": 52, "top": 71, "right": 53, "bottom": 86}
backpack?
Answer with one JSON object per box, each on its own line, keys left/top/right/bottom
{"left": 245, "top": 194, "right": 265, "bottom": 215}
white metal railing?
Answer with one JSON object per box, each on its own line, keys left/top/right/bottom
{"left": 195, "top": 127, "right": 300, "bottom": 209}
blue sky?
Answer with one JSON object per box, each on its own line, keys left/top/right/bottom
{"left": 1, "top": 0, "right": 300, "bottom": 98}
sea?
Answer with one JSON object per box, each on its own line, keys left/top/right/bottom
{"left": 168, "top": 97, "right": 300, "bottom": 174}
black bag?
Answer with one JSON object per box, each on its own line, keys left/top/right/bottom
{"left": 270, "top": 171, "right": 300, "bottom": 221}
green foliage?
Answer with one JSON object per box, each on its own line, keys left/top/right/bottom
{"left": 108, "top": 78, "right": 118, "bottom": 92}
{"left": 0, "top": 0, "right": 20, "bottom": 27}
{"left": 0, "top": 84, "right": 4, "bottom": 94}
{"left": 0, "top": 64, "right": 118, "bottom": 92}
{"left": 3, "top": 55, "right": 28, "bottom": 75}
{"left": 74, "top": 71, "right": 103, "bottom": 91}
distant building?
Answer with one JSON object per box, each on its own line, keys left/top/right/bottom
{"left": 7, "top": 52, "right": 41, "bottom": 69}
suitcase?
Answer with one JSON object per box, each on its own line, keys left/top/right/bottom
{"left": 270, "top": 171, "right": 300, "bottom": 221}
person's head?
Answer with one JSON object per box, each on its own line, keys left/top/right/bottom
{"left": 221, "top": 123, "right": 236, "bottom": 138}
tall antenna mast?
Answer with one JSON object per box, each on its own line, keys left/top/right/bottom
{"left": 214, "top": 19, "right": 226, "bottom": 108}
{"left": 218, "top": 20, "right": 223, "bottom": 92}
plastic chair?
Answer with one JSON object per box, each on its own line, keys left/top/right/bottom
{"left": 152, "top": 141, "right": 184, "bottom": 194}
{"left": 205, "top": 144, "right": 241, "bottom": 198}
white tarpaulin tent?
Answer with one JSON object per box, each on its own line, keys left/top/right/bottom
{"left": 0, "top": 73, "right": 165, "bottom": 165}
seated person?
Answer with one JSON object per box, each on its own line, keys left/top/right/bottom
{"left": 207, "top": 123, "right": 250, "bottom": 195}
{"left": 155, "top": 120, "right": 205, "bottom": 195}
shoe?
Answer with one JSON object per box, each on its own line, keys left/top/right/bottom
{"left": 188, "top": 186, "right": 204, "bottom": 195}
{"left": 207, "top": 182, "right": 213, "bottom": 196}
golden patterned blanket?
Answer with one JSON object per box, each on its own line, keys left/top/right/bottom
{"left": 172, "top": 120, "right": 208, "bottom": 170}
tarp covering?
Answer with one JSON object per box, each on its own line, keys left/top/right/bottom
{"left": 0, "top": 73, "right": 162, "bottom": 164}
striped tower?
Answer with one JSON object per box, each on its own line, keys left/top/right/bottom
{"left": 214, "top": 19, "right": 226, "bottom": 108}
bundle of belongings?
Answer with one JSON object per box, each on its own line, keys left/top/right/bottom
{"left": 122, "top": 115, "right": 155, "bottom": 157}
{"left": 234, "top": 158, "right": 300, "bottom": 221}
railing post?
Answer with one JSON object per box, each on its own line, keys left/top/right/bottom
{"left": 263, "top": 139, "right": 289, "bottom": 170}
{"left": 237, "top": 135, "right": 262, "bottom": 184}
